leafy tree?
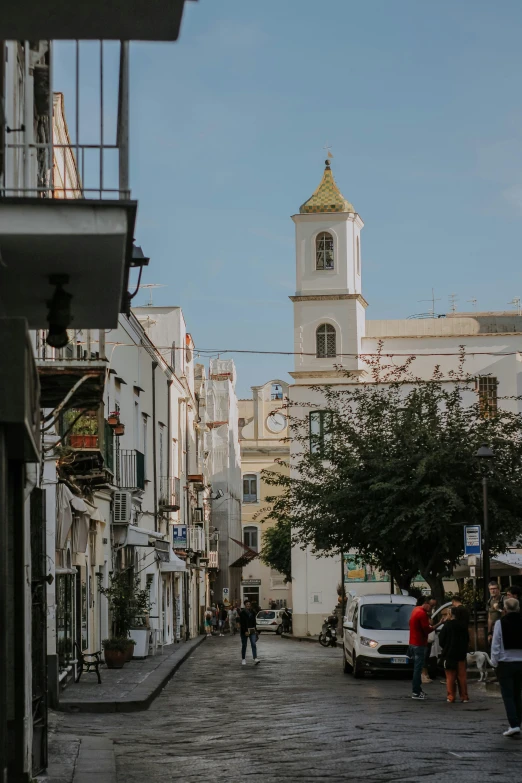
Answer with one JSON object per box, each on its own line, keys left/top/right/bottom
{"left": 99, "top": 571, "right": 151, "bottom": 637}
{"left": 262, "top": 349, "right": 522, "bottom": 604}
{"left": 260, "top": 518, "right": 292, "bottom": 583}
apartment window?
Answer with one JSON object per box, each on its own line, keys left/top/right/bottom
{"left": 316, "top": 323, "right": 336, "bottom": 358}
{"left": 243, "top": 474, "right": 258, "bottom": 503}
{"left": 316, "top": 231, "right": 334, "bottom": 270}
{"left": 309, "top": 410, "right": 334, "bottom": 455}
{"left": 477, "top": 376, "right": 498, "bottom": 417}
{"left": 244, "top": 526, "right": 259, "bottom": 551}
{"left": 159, "top": 425, "right": 165, "bottom": 478}
{"left": 271, "top": 383, "right": 283, "bottom": 400}
{"left": 134, "top": 400, "right": 140, "bottom": 450}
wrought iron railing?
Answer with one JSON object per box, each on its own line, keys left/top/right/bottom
{"left": 118, "top": 449, "right": 145, "bottom": 490}
{"left": 187, "top": 526, "right": 205, "bottom": 553}
{"left": 159, "top": 477, "right": 181, "bottom": 510}
{"left": 208, "top": 550, "right": 219, "bottom": 569}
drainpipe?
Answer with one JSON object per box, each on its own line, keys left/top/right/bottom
{"left": 152, "top": 362, "right": 158, "bottom": 532}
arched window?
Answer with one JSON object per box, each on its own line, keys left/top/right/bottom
{"left": 243, "top": 474, "right": 258, "bottom": 503}
{"left": 356, "top": 236, "right": 360, "bottom": 276}
{"left": 243, "top": 525, "right": 259, "bottom": 551}
{"left": 316, "top": 324, "right": 336, "bottom": 358}
{"left": 316, "top": 232, "right": 334, "bottom": 270}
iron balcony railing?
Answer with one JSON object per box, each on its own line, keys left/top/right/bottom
{"left": 118, "top": 449, "right": 145, "bottom": 491}
{"left": 187, "top": 526, "right": 205, "bottom": 554}
{"left": 208, "top": 550, "right": 219, "bottom": 569}
{"left": 159, "top": 477, "right": 181, "bottom": 511}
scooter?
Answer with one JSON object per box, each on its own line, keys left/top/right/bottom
{"left": 318, "top": 614, "right": 338, "bottom": 647}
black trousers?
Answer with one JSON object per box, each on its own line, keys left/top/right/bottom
{"left": 497, "top": 661, "right": 522, "bottom": 729}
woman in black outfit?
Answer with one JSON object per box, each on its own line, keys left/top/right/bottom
{"left": 439, "top": 606, "right": 470, "bottom": 703}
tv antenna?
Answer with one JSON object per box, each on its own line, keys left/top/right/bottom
{"left": 418, "top": 288, "right": 441, "bottom": 318}
{"left": 140, "top": 284, "right": 166, "bottom": 306}
{"left": 448, "top": 293, "right": 458, "bottom": 313}
{"left": 508, "top": 297, "right": 521, "bottom": 316}
{"left": 467, "top": 297, "right": 477, "bottom": 310}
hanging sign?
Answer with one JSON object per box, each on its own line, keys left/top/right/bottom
{"left": 173, "top": 525, "right": 187, "bottom": 547}
{"left": 464, "top": 525, "right": 481, "bottom": 556}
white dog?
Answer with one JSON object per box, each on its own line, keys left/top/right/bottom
{"left": 467, "top": 651, "right": 493, "bottom": 681}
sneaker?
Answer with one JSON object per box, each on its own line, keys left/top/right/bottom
{"left": 503, "top": 727, "right": 521, "bottom": 737}
{"left": 254, "top": 658, "right": 260, "bottom": 665}
{"left": 241, "top": 660, "right": 246, "bottom": 666}
{"left": 412, "top": 692, "right": 426, "bottom": 700}
{"left": 447, "top": 698, "right": 454, "bottom": 703}
{"left": 461, "top": 699, "right": 469, "bottom": 703}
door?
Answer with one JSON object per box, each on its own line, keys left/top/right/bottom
{"left": 344, "top": 603, "right": 357, "bottom": 660}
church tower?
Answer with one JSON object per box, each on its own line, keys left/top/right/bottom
{"left": 290, "top": 160, "right": 367, "bottom": 382}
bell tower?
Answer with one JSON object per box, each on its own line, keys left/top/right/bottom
{"left": 290, "top": 160, "right": 367, "bottom": 382}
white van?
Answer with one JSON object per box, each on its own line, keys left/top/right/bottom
{"left": 343, "top": 594, "right": 417, "bottom": 677}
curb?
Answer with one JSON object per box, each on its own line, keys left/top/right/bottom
{"left": 58, "top": 635, "right": 206, "bottom": 714}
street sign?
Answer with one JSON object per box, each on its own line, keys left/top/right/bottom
{"left": 470, "top": 566, "right": 476, "bottom": 577}
{"left": 223, "top": 587, "right": 229, "bottom": 596}
{"left": 173, "top": 525, "right": 187, "bottom": 547}
{"left": 468, "top": 555, "right": 477, "bottom": 566}
{"left": 464, "top": 525, "right": 481, "bottom": 556}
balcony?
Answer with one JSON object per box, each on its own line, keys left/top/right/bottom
{"left": 117, "top": 449, "right": 145, "bottom": 491}
{"left": 208, "top": 551, "right": 219, "bottom": 570}
{"left": 159, "top": 477, "right": 181, "bottom": 512}
{"left": 35, "top": 331, "right": 106, "bottom": 410}
{"left": 187, "top": 526, "right": 205, "bottom": 554}
{"left": 62, "top": 415, "right": 114, "bottom": 482}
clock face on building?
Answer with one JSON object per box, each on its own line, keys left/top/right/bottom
{"left": 266, "top": 412, "right": 287, "bottom": 434}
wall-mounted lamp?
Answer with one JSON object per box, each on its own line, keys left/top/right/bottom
{"left": 211, "top": 489, "right": 224, "bottom": 500}
{"left": 46, "top": 274, "right": 73, "bottom": 348}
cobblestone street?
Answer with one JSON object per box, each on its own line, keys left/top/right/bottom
{"left": 49, "top": 635, "right": 522, "bottom": 783}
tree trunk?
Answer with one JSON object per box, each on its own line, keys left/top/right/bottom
{"left": 421, "top": 572, "right": 445, "bottom": 606}
{"left": 392, "top": 569, "right": 417, "bottom": 594}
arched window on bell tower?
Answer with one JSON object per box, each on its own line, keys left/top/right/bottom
{"left": 316, "top": 232, "right": 334, "bottom": 270}
{"left": 316, "top": 323, "right": 336, "bottom": 358}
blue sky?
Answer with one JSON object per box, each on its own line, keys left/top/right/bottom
{"left": 54, "top": 0, "right": 522, "bottom": 397}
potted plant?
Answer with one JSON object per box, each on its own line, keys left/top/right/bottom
{"left": 107, "top": 411, "right": 120, "bottom": 427}
{"left": 102, "top": 637, "right": 128, "bottom": 669}
{"left": 124, "top": 638, "right": 136, "bottom": 662}
{"left": 99, "top": 571, "right": 151, "bottom": 659}
{"left": 113, "top": 422, "right": 125, "bottom": 437}
{"left": 64, "top": 409, "right": 99, "bottom": 449}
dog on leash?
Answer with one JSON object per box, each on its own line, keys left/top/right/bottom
{"left": 467, "top": 651, "right": 493, "bottom": 681}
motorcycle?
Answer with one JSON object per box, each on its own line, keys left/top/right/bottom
{"left": 318, "top": 614, "right": 338, "bottom": 647}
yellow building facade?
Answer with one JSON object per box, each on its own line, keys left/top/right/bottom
{"left": 238, "top": 380, "right": 292, "bottom": 611}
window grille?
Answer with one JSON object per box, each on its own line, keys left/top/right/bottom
{"left": 243, "top": 525, "right": 259, "bottom": 551}
{"left": 316, "top": 324, "right": 336, "bottom": 358}
{"left": 316, "top": 232, "right": 334, "bottom": 270}
{"left": 243, "top": 475, "right": 258, "bottom": 503}
{"left": 309, "top": 410, "right": 334, "bottom": 455}
{"left": 477, "top": 376, "right": 498, "bottom": 417}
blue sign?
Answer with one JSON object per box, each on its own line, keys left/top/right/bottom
{"left": 464, "top": 525, "right": 481, "bottom": 556}
{"left": 173, "top": 525, "right": 187, "bottom": 547}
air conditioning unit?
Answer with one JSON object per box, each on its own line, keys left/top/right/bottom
{"left": 113, "top": 491, "right": 132, "bottom": 523}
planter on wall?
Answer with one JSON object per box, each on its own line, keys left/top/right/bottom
{"left": 107, "top": 413, "right": 120, "bottom": 427}
{"left": 69, "top": 434, "right": 98, "bottom": 449}
{"left": 113, "top": 423, "right": 125, "bottom": 437}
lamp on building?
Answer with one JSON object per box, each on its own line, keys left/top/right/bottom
{"left": 475, "top": 443, "right": 495, "bottom": 604}
{"left": 46, "top": 274, "right": 72, "bottom": 348}
{"left": 211, "top": 489, "right": 224, "bottom": 500}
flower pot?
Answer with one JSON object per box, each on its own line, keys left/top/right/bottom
{"left": 113, "top": 423, "right": 125, "bottom": 437}
{"left": 107, "top": 414, "right": 119, "bottom": 427}
{"left": 103, "top": 648, "right": 126, "bottom": 669}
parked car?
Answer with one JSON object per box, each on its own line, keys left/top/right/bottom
{"left": 256, "top": 609, "right": 284, "bottom": 633}
{"left": 343, "top": 594, "right": 417, "bottom": 678}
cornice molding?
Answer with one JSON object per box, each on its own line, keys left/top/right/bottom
{"left": 290, "top": 293, "right": 368, "bottom": 307}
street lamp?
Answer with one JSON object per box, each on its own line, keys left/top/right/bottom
{"left": 475, "top": 443, "right": 495, "bottom": 604}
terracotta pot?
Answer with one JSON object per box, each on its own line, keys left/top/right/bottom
{"left": 124, "top": 641, "right": 135, "bottom": 662}
{"left": 107, "top": 415, "right": 119, "bottom": 427}
{"left": 113, "top": 423, "right": 125, "bottom": 437}
{"left": 104, "top": 648, "right": 126, "bottom": 669}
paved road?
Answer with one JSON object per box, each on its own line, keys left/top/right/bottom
{"left": 54, "top": 635, "right": 522, "bottom": 782}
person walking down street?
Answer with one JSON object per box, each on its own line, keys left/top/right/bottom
{"left": 491, "top": 597, "right": 522, "bottom": 737}
{"left": 409, "top": 600, "right": 441, "bottom": 700}
{"left": 204, "top": 607, "right": 212, "bottom": 638}
{"left": 281, "top": 607, "right": 292, "bottom": 634}
{"left": 211, "top": 606, "right": 218, "bottom": 636}
{"left": 219, "top": 605, "right": 228, "bottom": 637}
{"left": 228, "top": 606, "right": 238, "bottom": 635}
{"left": 487, "top": 580, "right": 505, "bottom": 647}
{"left": 439, "top": 606, "right": 470, "bottom": 703}
{"left": 237, "top": 600, "right": 260, "bottom": 666}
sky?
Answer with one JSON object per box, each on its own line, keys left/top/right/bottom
{"left": 54, "top": 0, "right": 522, "bottom": 398}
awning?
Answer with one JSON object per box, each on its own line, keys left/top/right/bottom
{"left": 122, "top": 525, "right": 165, "bottom": 547}
{"left": 160, "top": 548, "right": 187, "bottom": 573}
{"left": 453, "top": 552, "right": 522, "bottom": 578}
{"left": 229, "top": 537, "right": 259, "bottom": 569}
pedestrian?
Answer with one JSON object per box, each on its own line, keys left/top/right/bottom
{"left": 422, "top": 597, "right": 438, "bottom": 684}
{"left": 487, "top": 580, "right": 505, "bottom": 647}
{"left": 491, "top": 597, "right": 522, "bottom": 737}
{"left": 409, "top": 599, "right": 442, "bottom": 700}
{"left": 237, "top": 599, "right": 260, "bottom": 666}
{"left": 451, "top": 594, "right": 470, "bottom": 628}
{"left": 281, "top": 607, "right": 292, "bottom": 634}
{"left": 218, "top": 604, "right": 228, "bottom": 636}
{"left": 439, "top": 606, "right": 470, "bottom": 703}
{"left": 506, "top": 585, "right": 522, "bottom": 601}
{"left": 211, "top": 605, "right": 218, "bottom": 635}
{"left": 228, "top": 606, "right": 238, "bottom": 635}
{"left": 204, "top": 607, "right": 212, "bottom": 638}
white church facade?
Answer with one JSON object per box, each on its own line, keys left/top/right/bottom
{"left": 289, "top": 159, "right": 522, "bottom": 637}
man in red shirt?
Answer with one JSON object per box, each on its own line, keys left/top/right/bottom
{"left": 409, "top": 600, "right": 439, "bottom": 699}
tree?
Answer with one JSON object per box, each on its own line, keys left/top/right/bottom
{"left": 260, "top": 518, "right": 292, "bottom": 583}
{"left": 262, "top": 349, "right": 522, "bottom": 604}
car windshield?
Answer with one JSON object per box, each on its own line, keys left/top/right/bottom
{"left": 257, "top": 611, "right": 276, "bottom": 619}
{"left": 360, "top": 604, "right": 414, "bottom": 631}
